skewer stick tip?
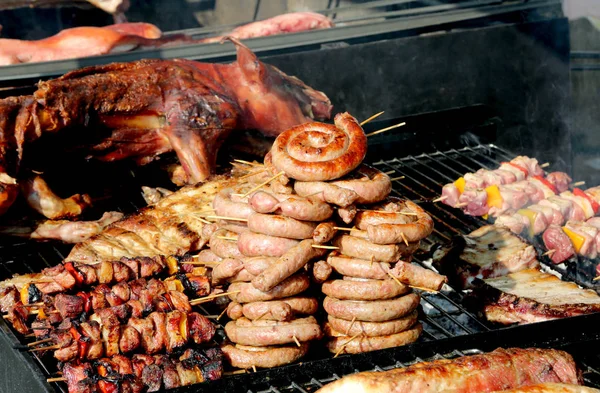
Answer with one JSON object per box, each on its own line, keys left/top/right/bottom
{"left": 365, "top": 122, "right": 406, "bottom": 138}
{"left": 542, "top": 249, "right": 556, "bottom": 257}
{"left": 540, "top": 162, "right": 550, "bottom": 168}
{"left": 292, "top": 335, "right": 301, "bottom": 347}
{"left": 360, "top": 111, "right": 385, "bottom": 126}
{"left": 432, "top": 196, "right": 448, "bottom": 203}
{"left": 47, "top": 377, "right": 67, "bottom": 383}
{"left": 312, "top": 245, "right": 340, "bottom": 250}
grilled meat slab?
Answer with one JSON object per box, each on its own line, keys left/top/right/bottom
{"left": 433, "top": 225, "right": 538, "bottom": 288}
{"left": 469, "top": 269, "right": 600, "bottom": 325}
{"left": 494, "top": 384, "right": 599, "bottom": 392}
{"left": 316, "top": 348, "right": 581, "bottom": 393}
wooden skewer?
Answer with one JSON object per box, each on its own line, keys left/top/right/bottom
{"left": 189, "top": 290, "right": 241, "bottom": 306}
{"left": 360, "top": 111, "right": 384, "bottom": 126}
{"left": 540, "top": 162, "right": 550, "bottom": 168}
{"left": 432, "top": 196, "right": 448, "bottom": 203}
{"left": 223, "top": 369, "right": 247, "bottom": 375}
{"left": 183, "top": 260, "right": 220, "bottom": 266}
{"left": 390, "top": 176, "right": 405, "bottom": 181}
{"left": 571, "top": 181, "right": 586, "bottom": 187}
{"left": 312, "top": 245, "right": 340, "bottom": 250}
{"left": 216, "top": 307, "right": 228, "bottom": 321}
{"left": 47, "top": 377, "right": 67, "bottom": 383}
{"left": 359, "top": 209, "right": 417, "bottom": 216}
{"left": 400, "top": 232, "right": 409, "bottom": 247}
{"left": 252, "top": 365, "right": 257, "bottom": 373}
{"left": 216, "top": 236, "right": 238, "bottom": 241}
{"left": 292, "top": 335, "right": 301, "bottom": 347}
{"left": 203, "top": 315, "right": 220, "bottom": 319}
{"left": 383, "top": 170, "right": 395, "bottom": 175}
{"left": 365, "top": 122, "right": 406, "bottom": 138}
{"left": 345, "top": 317, "right": 357, "bottom": 336}
{"left": 455, "top": 202, "right": 468, "bottom": 208}
{"left": 24, "top": 333, "right": 36, "bottom": 338}
{"left": 593, "top": 276, "right": 600, "bottom": 281}
{"left": 542, "top": 249, "right": 556, "bottom": 257}
{"left": 388, "top": 272, "right": 404, "bottom": 287}
{"left": 255, "top": 310, "right": 270, "bottom": 321}
{"left": 234, "top": 159, "right": 261, "bottom": 166}
{"left": 334, "top": 333, "right": 362, "bottom": 358}
{"left": 29, "top": 344, "right": 60, "bottom": 352}
{"left": 239, "top": 169, "right": 267, "bottom": 179}
{"left": 410, "top": 285, "right": 439, "bottom": 294}
{"left": 206, "top": 215, "right": 248, "bottom": 222}
{"left": 22, "top": 302, "right": 44, "bottom": 307}
{"left": 242, "top": 171, "right": 286, "bottom": 198}
{"left": 333, "top": 227, "right": 353, "bottom": 231}
{"left": 28, "top": 338, "right": 53, "bottom": 347}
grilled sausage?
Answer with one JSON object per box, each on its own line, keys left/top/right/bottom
{"left": 194, "top": 249, "right": 222, "bottom": 263}
{"left": 312, "top": 260, "right": 333, "bottom": 283}
{"left": 248, "top": 213, "right": 318, "bottom": 239}
{"left": 324, "top": 323, "right": 422, "bottom": 354}
{"left": 332, "top": 235, "right": 403, "bottom": 262}
{"left": 322, "top": 278, "right": 409, "bottom": 300}
{"left": 355, "top": 199, "right": 434, "bottom": 243}
{"left": 337, "top": 205, "right": 357, "bottom": 224}
{"left": 330, "top": 164, "right": 392, "bottom": 204}
{"left": 237, "top": 231, "right": 299, "bottom": 257}
{"left": 252, "top": 240, "right": 321, "bottom": 292}
{"left": 349, "top": 229, "right": 421, "bottom": 253}
{"left": 216, "top": 220, "right": 249, "bottom": 234}
{"left": 327, "top": 310, "right": 419, "bottom": 337}
{"left": 327, "top": 252, "right": 393, "bottom": 279}
{"left": 239, "top": 297, "right": 319, "bottom": 321}
{"left": 225, "top": 316, "right": 322, "bottom": 346}
{"left": 249, "top": 191, "right": 334, "bottom": 222}
{"left": 229, "top": 269, "right": 256, "bottom": 283}
{"left": 228, "top": 274, "right": 310, "bottom": 303}
{"left": 209, "top": 229, "right": 243, "bottom": 259}
{"left": 390, "top": 262, "right": 447, "bottom": 291}
{"left": 242, "top": 256, "right": 278, "bottom": 275}
{"left": 294, "top": 181, "right": 359, "bottom": 207}
{"left": 226, "top": 302, "right": 244, "bottom": 320}
{"left": 313, "top": 221, "right": 336, "bottom": 244}
{"left": 222, "top": 342, "right": 309, "bottom": 369}
{"left": 270, "top": 112, "right": 367, "bottom": 181}
{"left": 213, "top": 188, "right": 254, "bottom": 220}
{"left": 211, "top": 258, "right": 243, "bottom": 285}
{"left": 323, "top": 293, "right": 420, "bottom": 322}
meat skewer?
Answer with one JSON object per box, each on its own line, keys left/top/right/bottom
{"left": 28, "top": 310, "right": 215, "bottom": 362}
{"left": 54, "top": 347, "right": 223, "bottom": 393}
{"left": 439, "top": 156, "right": 552, "bottom": 206}
{"left": 542, "top": 217, "right": 600, "bottom": 265}
{"left": 1, "top": 273, "right": 210, "bottom": 335}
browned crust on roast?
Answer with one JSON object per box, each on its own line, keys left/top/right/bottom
{"left": 327, "top": 310, "right": 418, "bottom": 337}
{"left": 323, "top": 293, "right": 420, "bottom": 322}
{"left": 324, "top": 323, "right": 422, "bottom": 354}
{"left": 271, "top": 112, "right": 367, "bottom": 181}
{"left": 322, "top": 278, "right": 409, "bottom": 300}
{"left": 222, "top": 343, "right": 309, "bottom": 369}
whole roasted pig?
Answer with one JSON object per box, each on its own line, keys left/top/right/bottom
{"left": 0, "top": 37, "right": 331, "bottom": 217}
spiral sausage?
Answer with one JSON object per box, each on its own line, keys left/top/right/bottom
{"left": 270, "top": 112, "right": 367, "bottom": 181}
{"left": 327, "top": 252, "right": 392, "bottom": 279}
{"left": 225, "top": 316, "right": 322, "bottom": 346}
{"left": 247, "top": 213, "right": 318, "bottom": 240}
{"left": 323, "top": 293, "right": 420, "bottom": 322}
{"left": 322, "top": 278, "right": 409, "bottom": 300}
{"left": 330, "top": 164, "right": 392, "bottom": 204}
{"left": 222, "top": 343, "right": 309, "bottom": 369}
{"left": 327, "top": 310, "right": 418, "bottom": 337}
{"left": 228, "top": 274, "right": 310, "bottom": 303}
{"left": 332, "top": 235, "right": 403, "bottom": 262}
{"left": 325, "top": 323, "right": 422, "bottom": 354}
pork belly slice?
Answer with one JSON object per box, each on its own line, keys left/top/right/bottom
{"left": 433, "top": 225, "right": 538, "bottom": 289}
{"left": 471, "top": 269, "right": 600, "bottom": 325}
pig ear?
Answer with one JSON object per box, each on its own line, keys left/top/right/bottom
{"left": 221, "top": 36, "right": 265, "bottom": 82}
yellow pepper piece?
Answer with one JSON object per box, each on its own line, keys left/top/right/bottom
{"left": 482, "top": 214, "right": 489, "bottom": 220}
{"left": 517, "top": 208, "right": 538, "bottom": 238}
{"left": 455, "top": 177, "right": 466, "bottom": 194}
{"left": 166, "top": 256, "right": 179, "bottom": 275}
{"left": 19, "top": 284, "right": 30, "bottom": 305}
{"left": 562, "top": 226, "right": 585, "bottom": 254}
{"left": 485, "top": 185, "right": 503, "bottom": 209}
{"left": 37, "top": 309, "right": 47, "bottom": 320}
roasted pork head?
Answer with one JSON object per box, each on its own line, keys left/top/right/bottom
{"left": 221, "top": 37, "right": 332, "bottom": 137}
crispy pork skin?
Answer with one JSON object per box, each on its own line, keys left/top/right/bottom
{"left": 316, "top": 348, "right": 581, "bottom": 393}
{"left": 433, "top": 225, "right": 538, "bottom": 289}
{"left": 470, "top": 269, "right": 600, "bottom": 325}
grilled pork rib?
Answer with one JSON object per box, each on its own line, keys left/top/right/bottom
{"left": 0, "top": 37, "right": 331, "bottom": 216}
{"left": 469, "top": 269, "right": 600, "bottom": 325}
{"left": 316, "top": 348, "right": 581, "bottom": 393}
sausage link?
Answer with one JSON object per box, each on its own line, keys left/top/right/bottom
{"left": 227, "top": 302, "right": 244, "bottom": 320}
{"left": 327, "top": 253, "right": 392, "bottom": 279}
{"left": 228, "top": 274, "right": 310, "bottom": 303}
{"left": 322, "top": 278, "right": 409, "bottom": 300}
{"left": 248, "top": 213, "right": 318, "bottom": 239}
{"left": 250, "top": 191, "right": 334, "bottom": 222}
{"left": 222, "top": 343, "right": 309, "bottom": 369}
{"left": 323, "top": 293, "right": 420, "bottom": 322}
{"left": 225, "top": 317, "right": 322, "bottom": 346}
{"left": 209, "top": 229, "right": 244, "bottom": 259}
{"left": 237, "top": 231, "right": 299, "bottom": 257}
{"left": 242, "top": 256, "right": 278, "bottom": 275}
{"left": 252, "top": 240, "right": 320, "bottom": 292}
{"left": 241, "top": 297, "right": 319, "bottom": 321}
{"left": 327, "top": 310, "right": 418, "bottom": 337}
{"left": 332, "top": 235, "right": 402, "bottom": 262}
{"left": 337, "top": 205, "right": 357, "bottom": 224}
{"left": 213, "top": 188, "right": 254, "bottom": 219}
{"left": 312, "top": 260, "right": 333, "bottom": 283}
{"left": 330, "top": 164, "right": 391, "bottom": 204}
{"left": 349, "top": 229, "right": 422, "bottom": 253}
{"left": 390, "top": 262, "right": 447, "bottom": 291}
{"left": 294, "top": 181, "right": 358, "bottom": 207}
{"left": 211, "top": 258, "right": 243, "bottom": 285}
{"left": 313, "top": 221, "right": 336, "bottom": 244}
{"left": 325, "top": 323, "right": 422, "bottom": 354}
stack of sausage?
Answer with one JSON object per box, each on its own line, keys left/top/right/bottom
{"left": 208, "top": 184, "right": 327, "bottom": 369}
{"left": 265, "top": 112, "right": 446, "bottom": 355}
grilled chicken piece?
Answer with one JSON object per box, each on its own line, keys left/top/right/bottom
{"left": 494, "top": 383, "right": 600, "bottom": 392}
{"left": 433, "top": 225, "right": 538, "bottom": 289}
{"left": 0, "top": 38, "right": 331, "bottom": 216}
{"left": 469, "top": 269, "right": 600, "bottom": 325}
{"left": 316, "top": 347, "right": 581, "bottom": 393}
{"left": 21, "top": 176, "right": 92, "bottom": 220}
